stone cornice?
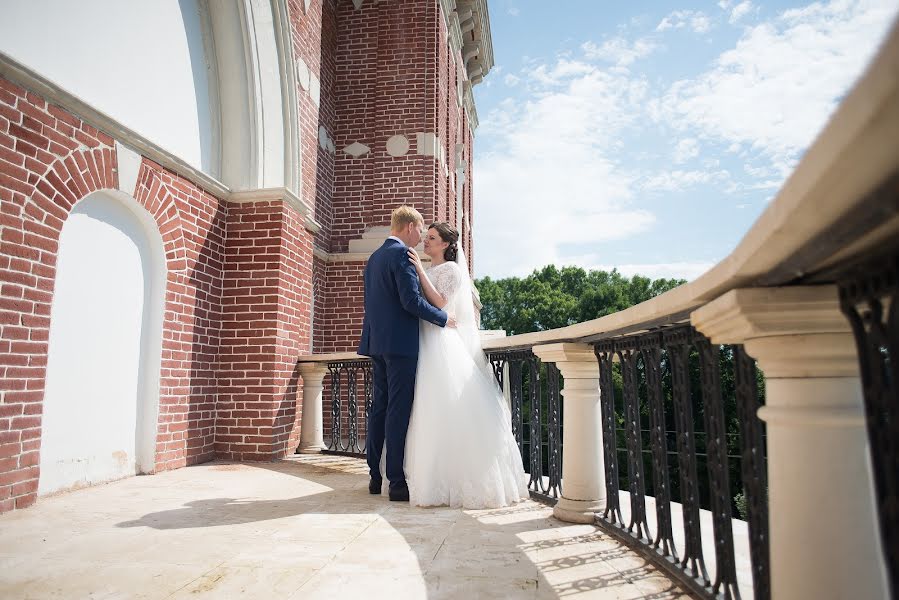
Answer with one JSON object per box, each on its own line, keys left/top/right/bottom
{"left": 690, "top": 286, "right": 850, "bottom": 344}
{"left": 439, "top": 0, "right": 490, "bottom": 132}
{"left": 456, "top": 0, "right": 493, "bottom": 84}
{"left": 691, "top": 286, "right": 859, "bottom": 378}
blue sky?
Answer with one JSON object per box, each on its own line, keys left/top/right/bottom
{"left": 471, "top": 0, "right": 899, "bottom": 280}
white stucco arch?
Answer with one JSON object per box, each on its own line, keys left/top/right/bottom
{"left": 39, "top": 190, "right": 166, "bottom": 495}
{"left": 0, "top": 0, "right": 301, "bottom": 196}
{"left": 206, "top": 0, "right": 302, "bottom": 195}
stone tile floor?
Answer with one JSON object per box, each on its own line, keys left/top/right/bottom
{"left": 0, "top": 455, "right": 690, "bottom": 599}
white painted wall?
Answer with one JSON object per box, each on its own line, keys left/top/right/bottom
{"left": 39, "top": 191, "right": 165, "bottom": 496}
{"left": 0, "top": 0, "right": 217, "bottom": 175}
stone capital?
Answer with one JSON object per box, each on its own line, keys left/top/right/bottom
{"left": 691, "top": 286, "right": 858, "bottom": 377}
{"left": 297, "top": 361, "right": 329, "bottom": 384}
{"left": 532, "top": 343, "right": 599, "bottom": 379}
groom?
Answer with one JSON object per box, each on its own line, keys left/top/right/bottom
{"left": 358, "top": 206, "right": 456, "bottom": 501}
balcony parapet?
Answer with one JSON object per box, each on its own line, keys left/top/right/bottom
{"left": 295, "top": 20, "right": 899, "bottom": 600}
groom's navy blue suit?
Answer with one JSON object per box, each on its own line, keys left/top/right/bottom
{"left": 358, "top": 237, "right": 448, "bottom": 491}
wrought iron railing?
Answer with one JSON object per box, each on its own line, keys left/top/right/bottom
{"left": 594, "top": 325, "right": 768, "bottom": 600}
{"left": 839, "top": 252, "right": 899, "bottom": 597}
{"left": 486, "top": 350, "right": 563, "bottom": 503}
{"left": 322, "top": 359, "right": 371, "bottom": 456}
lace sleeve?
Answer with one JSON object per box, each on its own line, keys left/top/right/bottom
{"left": 431, "top": 262, "right": 462, "bottom": 301}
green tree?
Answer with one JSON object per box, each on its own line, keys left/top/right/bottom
{"left": 476, "top": 266, "right": 685, "bottom": 334}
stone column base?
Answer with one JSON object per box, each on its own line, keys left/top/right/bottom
{"left": 296, "top": 443, "right": 326, "bottom": 454}
{"left": 553, "top": 496, "right": 604, "bottom": 524}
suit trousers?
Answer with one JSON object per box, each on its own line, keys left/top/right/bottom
{"left": 366, "top": 354, "right": 417, "bottom": 489}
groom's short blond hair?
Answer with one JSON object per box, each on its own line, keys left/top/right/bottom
{"left": 390, "top": 206, "right": 423, "bottom": 231}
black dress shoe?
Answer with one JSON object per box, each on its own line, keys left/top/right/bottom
{"left": 369, "top": 478, "right": 382, "bottom": 495}
{"left": 388, "top": 484, "right": 409, "bottom": 502}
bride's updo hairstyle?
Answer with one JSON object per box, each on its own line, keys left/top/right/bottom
{"left": 429, "top": 221, "right": 460, "bottom": 262}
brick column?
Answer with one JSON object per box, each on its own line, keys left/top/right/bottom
{"left": 217, "top": 193, "right": 313, "bottom": 461}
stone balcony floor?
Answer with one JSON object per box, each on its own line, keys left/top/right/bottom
{"left": 0, "top": 455, "right": 689, "bottom": 599}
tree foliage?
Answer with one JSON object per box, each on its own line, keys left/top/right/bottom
{"left": 475, "top": 265, "right": 685, "bottom": 334}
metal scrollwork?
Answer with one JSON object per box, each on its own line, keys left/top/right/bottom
{"left": 640, "top": 336, "right": 678, "bottom": 559}
{"left": 696, "top": 337, "right": 740, "bottom": 598}
{"left": 323, "top": 360, "right": 372, "bottom": 457}
{"left": 546, "top": 362, "right": 563, "bottom": 499}
{"left": 595, "top": 343, "right": 624, "bottom": 525}
{"left": 619, "top": 346, "right": 651, "bottom": 541}
{"left": 734, "top": 345, "right": 770, "bottom": 600}
{"left": 839, "top": 254, "right": 899, "bottom": 597}
{"left": 664, "top": 328, "right": 710, "bottom": 585}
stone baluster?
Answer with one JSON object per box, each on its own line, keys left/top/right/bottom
{"left": 533, "top": 343, "right": 605, "bottom": 523}
{"left": 693, "top": 286, "right": 889, "bottom": 600}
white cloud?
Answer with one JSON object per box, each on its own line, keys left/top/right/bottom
{"left": 583, "top": 261, "right": 715, "bottom": 281}
{"left": 650, "top": 0, "right": 897, "bottom": 177}
{"left": 473, "top": 0, "right": 898, "bottom": 278}
{"left": 656, "top": 10, "right": 713, "bottom": 34}
{"left": 641, "top": 169, "right": 730, "bottom": 192}
{"left": 508, "top": 6, "right": 520, "bottom": 16}
{"left": 504, "top": 73, "right": 521, "bottom": 87}
{"left": 729, "top": 1, "right": 754, "bottom": 24}
{"left": 475, "top": 58, "right": 656, "bottom": 277}
{"left": 581, "top": 37, "right": 657, "bottom": 66}
{"left": 673, "top": 138, "right": 700, "bottom": 163}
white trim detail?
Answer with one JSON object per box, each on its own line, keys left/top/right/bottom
{"left": 228, "top": 187, "right": 321, "bottom": 233}
{"left": 115, "top": 142, "right": 143, "bottom": 198}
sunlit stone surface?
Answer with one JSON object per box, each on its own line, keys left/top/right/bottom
{"left": 0, "top": 455, "right": 688, "bottom": 599}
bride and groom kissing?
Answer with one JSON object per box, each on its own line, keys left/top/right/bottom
{"left": 358, "top": 206, "right": 529, "bottom": 508}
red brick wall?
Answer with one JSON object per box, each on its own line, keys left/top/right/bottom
{"left": 319, "top": 0, "right": 470, "bottom": 353}
{"left": 0, "top": 77, "right": 230, "bottom": 511}
{"left": 318, "top": 260, "right": 365, "bottom": 354}
{"left": 215, "top": 198, "right": 314, "bottom": 462}
{"left": 0, "top": 0, "right": 481, "bottom": 512}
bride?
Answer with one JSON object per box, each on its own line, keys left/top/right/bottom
{"left": 385, "top": 221, "right": 529, "bottom": 509}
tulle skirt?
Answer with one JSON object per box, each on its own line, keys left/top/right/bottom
{"left": 390, "top": 321, "right": 529, "bottom": 509}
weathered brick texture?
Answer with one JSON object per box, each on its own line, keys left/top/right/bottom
{"left": 318, "top": 0, "right": 475, "bottom": 353}
{"left": 0, "top": 77, "right": 228, "bottom": 511}
{"left": 0, "top": 0, "right": 478, "bottom": 513}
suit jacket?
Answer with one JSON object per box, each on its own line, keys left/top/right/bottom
{"left": 358, "top": 238, "right": 448, "bottom": 357}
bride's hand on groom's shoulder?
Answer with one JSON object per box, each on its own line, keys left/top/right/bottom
{"left": 446, "top": 316, "right": 458, "bottom": 328}
{"left": 407, "top": 248, "right": 424, "bottom": 273}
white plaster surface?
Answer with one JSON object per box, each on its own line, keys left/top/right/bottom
{"left": 343, "top": 141, "right": 370, "bottom": 158}
{"left": 1, "top": 456, "right": 688, "bottom": 599}
{"left": 115, "top": 142, "right": 143, "bottom": 197}
{"left": 386, "top": 134, "right": 410, "bottom": 157}
{"left": 296, "top": 58, "right": 311, "bottom": 91}
{"left": 40, "top": 191, "right": 164, "bottom": 495}
{"left": 309, "top": 73, "right": 321, "bottom": 108}
{"left": 0, "top": 0, "right": 216, "bottom": 174}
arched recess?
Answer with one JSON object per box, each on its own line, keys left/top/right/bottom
{"left": 38, "top": 190, "right": 167, "bottom": 495}
{"left": 205, "top": 0, "right": 301, "bottom": 196}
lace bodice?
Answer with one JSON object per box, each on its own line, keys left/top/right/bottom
{"left": 426, "top": 261, "right": 462, "bottom": 301}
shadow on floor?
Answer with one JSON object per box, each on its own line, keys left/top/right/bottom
{"left": 114, "top": 456, "right": 690, "bottom": 599}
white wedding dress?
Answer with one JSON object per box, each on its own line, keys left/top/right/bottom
{"left": 391, "top": 258, "right": 529, "bottom": 509}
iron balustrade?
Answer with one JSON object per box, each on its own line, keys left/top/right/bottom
{"left": 839, "top": 252, "right": 899, "bottom": 598}
{"left": 313, "top": 329, "right": 770, "bottom": 600}
{"left": 594, "top": 325, "right": 769, "bottom": 600}
{"left": 487, "top": 350, "right": 563, "bottom": 504}
{"left": 322, "top": 360, "right": 371, "bottom": 456}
